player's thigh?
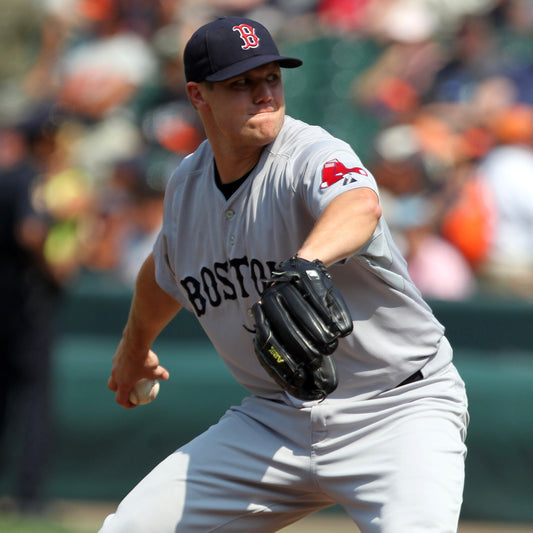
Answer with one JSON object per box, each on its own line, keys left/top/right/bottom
{"left": 379, "top": 396, "right": 467, "bottom": 531}
{"left": 99, "top": 397, "right": 331, "bottom": 533}
{"left": 327, "top": 364, "right": 468, "bottom": 533}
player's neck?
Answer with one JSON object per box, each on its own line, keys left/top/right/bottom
{"left": 211, "top": 146, "right": 264, "bottom": 184}
{"left": 214, "top": 161, "right": 252, "bottom": 200}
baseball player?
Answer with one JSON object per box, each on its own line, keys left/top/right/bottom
{"left": 100, "top": 17, "right": 469, "bottom": 533}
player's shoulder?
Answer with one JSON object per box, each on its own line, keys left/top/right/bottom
{"left": 166, "top": 140, "right": 212, "bottom": 188}
{"left": 268, "top": 116, "right": 365, "bottom": 180}
{"left": 272, "top": 116, "right": 353, "bottom": 158}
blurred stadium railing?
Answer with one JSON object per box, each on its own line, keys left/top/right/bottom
{"left": 2, "top": 272, "right": 532, "bottom": 524}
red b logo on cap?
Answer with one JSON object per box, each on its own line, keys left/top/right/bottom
{"left": 233, "top": 24, "right": 260, "bottom": 50}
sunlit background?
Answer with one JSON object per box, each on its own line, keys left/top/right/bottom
{"left": 1, "top": 0, "right": 532, "bottom": 531}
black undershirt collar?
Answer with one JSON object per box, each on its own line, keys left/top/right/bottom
{"left": 214, "top": 161, "right": 253, "bottom": 200}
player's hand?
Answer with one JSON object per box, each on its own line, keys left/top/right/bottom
{"left": 251, "top": 256, "right": 353, "bottom": 400}
{"left": 107, "top": 339, "right": 170, "bottom": 408}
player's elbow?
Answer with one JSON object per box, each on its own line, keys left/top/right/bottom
{"left": 369, "top": 194, "right": 382, "bottom": 221}
{"left": 358, "top": 188, "right": 382, "bottom": 230}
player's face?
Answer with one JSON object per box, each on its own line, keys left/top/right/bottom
{"left": 197, "top": 63, "right": 285, "bottom": 150}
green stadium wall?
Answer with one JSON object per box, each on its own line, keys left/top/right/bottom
{"left": 1, "top": 276, "right": 532, "bottom": 524}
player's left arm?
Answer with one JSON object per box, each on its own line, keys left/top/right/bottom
{"left": 297, "top": 187, "right": 381, "bottom": 266}
{"left": 251, "top": 187, "right": 375, "bottom": 399}
{"left": 108, "top": 253, "right": 181, "bottom": 407}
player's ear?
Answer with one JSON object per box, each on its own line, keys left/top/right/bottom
{"left": 186, "top": 82, "right": 207, "bottom": 111}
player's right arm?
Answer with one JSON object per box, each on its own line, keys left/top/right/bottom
{"left": 108, "top": 252, "right": 182, "bottom": 407}
{"left": 297, "top": 187, "right": 381, "bottom": 266}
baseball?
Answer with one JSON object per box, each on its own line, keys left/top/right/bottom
{"left": 129, "top": 378, "right": 160, "bottom": 405}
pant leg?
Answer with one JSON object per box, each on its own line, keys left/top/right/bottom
{"left": 315, "top": 363, "right": 469, "bottom": 533}
{"left": 13, "top": 307, "right": 55, "bottom": 510}
{"left": 99, "top": 396, "right": 334, "bottom": 533}
{"left": 0, "top": 300, "right": 55, "bottom": 511}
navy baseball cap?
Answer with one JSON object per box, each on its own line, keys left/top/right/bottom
{"left": 184, "top": 17, "right": 302, "bottom": 83}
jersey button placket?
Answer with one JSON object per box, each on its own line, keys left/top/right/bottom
{"left": 225, "top": 208, "right": 237, "bottom": 248}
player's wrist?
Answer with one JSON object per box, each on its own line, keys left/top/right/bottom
{"left": 294, "top": 249, "right": 319, "bottom": 263}
{"left": 120, "top": 325, "right": 153, "bottom": 359}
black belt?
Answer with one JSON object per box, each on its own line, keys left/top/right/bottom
{"left": 396, "top": 370, "right": 423, "bottom": 388}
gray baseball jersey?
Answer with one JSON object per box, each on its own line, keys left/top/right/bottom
{"left": 100, "top": 114, "right": 467, "bottom": 533}
{"left": 153, "top": 115, "right": 451, "bottom": 402}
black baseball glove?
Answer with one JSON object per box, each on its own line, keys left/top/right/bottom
{"left": 251, "top": 256, "right": 353, "bottom": 401}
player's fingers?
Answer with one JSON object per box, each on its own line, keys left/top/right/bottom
{"left": 155, "top": 366, "right": 170, "bottom": 381}
{"left": 115, "top": 386, "right": 137, "bottom": 409}
{"left": 107, "top": 376, "right": 118, "bottom": 392}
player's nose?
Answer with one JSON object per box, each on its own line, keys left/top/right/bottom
{"left": 253, "top": 80, "right": 274, "bottom": 103}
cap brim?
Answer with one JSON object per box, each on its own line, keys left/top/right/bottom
{"left": 204, "top": 55, "right": 302, "bottom": 82}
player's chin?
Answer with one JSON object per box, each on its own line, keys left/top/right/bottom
{"left": 248, "top": 111, "right": 283, "bottom": 142}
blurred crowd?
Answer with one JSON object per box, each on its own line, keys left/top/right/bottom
{"left": 349, "top": 0, "right": 533, "bottom": 302}
{"left": 1, "top": 0, "right": 533, "bottom": 300}
{"left": 2, "top": 0, "right": 533, "bottom": 514}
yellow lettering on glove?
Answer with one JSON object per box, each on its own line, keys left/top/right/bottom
{"left": 268, "top": 346, "right": 285, "bottom": 364}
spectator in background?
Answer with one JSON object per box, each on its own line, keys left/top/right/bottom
{"left": 426, "top": 12, "right": 508, "bottom": 105}
{"left": 399, "top": 197, "right": 478, "bottom": 302}
{"left": 0, "top": 0, "right": 48, "bottom": 121}
{"left": 3, "top": 0, "right": 533, "bottom": 308}
{"left": 370, "top": 123, "right": 477, "bottom": 301}
{"left": 315, "top": 0, "right": 377, "bottom": 34}
{"left": 114, "top": 161, "right": 166, "bottom": 286}
{"left": 85, "top": 156, "right": 167, "bottom": 286}
{"left": 352, "top": 0, "right": 443, "bottom": 123}
{"left": 56, "top": 2, "right": 159, "bottom": 120}
{"left": 473, "top": 104, "right": 533, "bottom": 296}
{"left": 0, "top": 118, "right": 67, "bottom": 514}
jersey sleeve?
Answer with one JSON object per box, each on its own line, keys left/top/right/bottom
{"left": 152, "top": 229, "right": 180, "bottom": 299}
{"left": 151, "top": 165, "right": 193, "bottom": 310}
{"left": 298, "top": 147, "right": 379, "bottom": 221}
